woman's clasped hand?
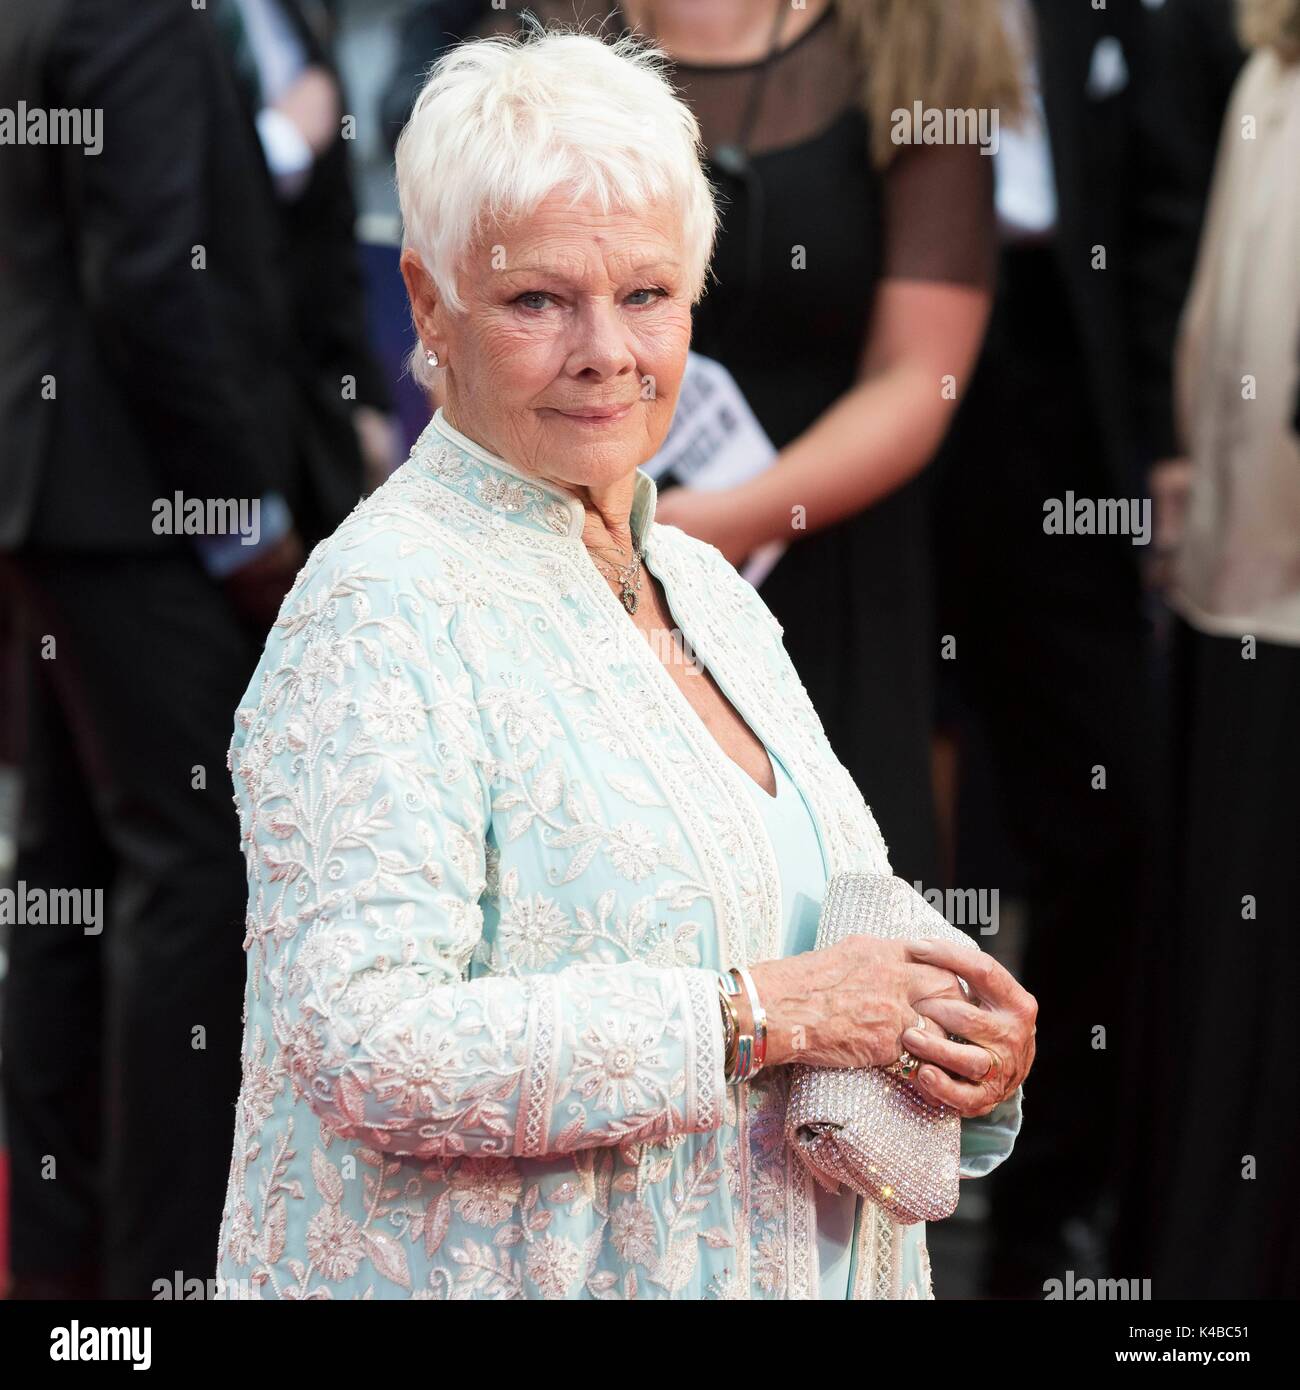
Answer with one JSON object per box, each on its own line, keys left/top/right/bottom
{"left": 749, "top": 935, "right": 1035, "bottom": 1117}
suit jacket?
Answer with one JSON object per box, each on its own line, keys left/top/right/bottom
{"left": 1030, "top": 0, "right": 1240, "bottom": 492}
{"left": 1126, "top": 0, "right": 1244, "bottom": 464}
{"left": 232, "top": 0, "right": 391, "bottom": 544}
{"left": 379, "top": 0, "right": 488, "bottom": 154}
{"left": 214, "top": 408, "right": 1022, "bottom": 1300}
{"left": 0, "top": 0, "right": 294, "bottom": 552}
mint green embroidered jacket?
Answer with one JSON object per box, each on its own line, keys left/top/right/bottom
{"left": 214, "top": 409, "right": 1022, "bottom": 1300}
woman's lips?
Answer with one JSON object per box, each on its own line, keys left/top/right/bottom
{"left": 547, "top": 404, "right": 633, "bottom": 425}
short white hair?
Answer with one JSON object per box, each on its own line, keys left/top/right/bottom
{"left": 395, "top": 19, "right": 719, "bottom": 389}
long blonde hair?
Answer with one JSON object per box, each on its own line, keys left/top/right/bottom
{"left": 1237, "top": 0, "right": 1300, "bottom": 57}
{"left": 834, "top": 0, "right": 1028, "bottom": 168}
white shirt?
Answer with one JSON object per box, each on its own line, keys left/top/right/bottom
{"left": 995, "top": 0, "right": 1059, "bottom": 240}
{"left": 233, "top": 0, "right": 314, "bottom": 199}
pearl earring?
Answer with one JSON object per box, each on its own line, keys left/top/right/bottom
{"left": 424, "top": 347, "right": 439, "bottom": 368}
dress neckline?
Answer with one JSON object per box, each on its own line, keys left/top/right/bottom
{"left": 733, "top": 744, "right": 782, "bottom": 803}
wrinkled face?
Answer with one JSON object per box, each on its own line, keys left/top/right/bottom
{"left": 403, "top": 191, "right": 693, "bottom": 493}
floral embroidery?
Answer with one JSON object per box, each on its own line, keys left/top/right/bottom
{"left": 525, "top": 1233, "right": 585, "bottom": 1297}
{"left": 449, "top": 1159, "right": 523, "bottom": 1226}
{"left": 495, "top": 891, "right": 573, "bottom": 970}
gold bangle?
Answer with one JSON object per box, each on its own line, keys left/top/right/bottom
{"left": 718, "top": 975, "right": 739, "bottom": 1081}
{"left": 718, "top": 972, "right": 747, "bottom": 1083}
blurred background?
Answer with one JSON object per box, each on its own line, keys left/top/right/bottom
{"left": 0, "top": 0, "right": 1296, "bottom": 1300}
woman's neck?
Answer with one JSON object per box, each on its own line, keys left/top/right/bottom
{"left": 577, "top": 479, "right": 639, "bottom": 560}
{"left": 623, "top": 0, "right": 827, "bottom": 64}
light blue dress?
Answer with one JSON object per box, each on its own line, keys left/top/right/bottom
{"left": 213, "top": 409, "right": 1022, "bottom": 1299}
{"left": 731, "top": 747, "right": 857, "bottom": 1300}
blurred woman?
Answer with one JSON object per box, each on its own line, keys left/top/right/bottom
{"left": 476, "top": 0, "right": 1023, "bottom": 891}
{"left": 1149, "top": 0, "right": 1300, "bottom": 1298}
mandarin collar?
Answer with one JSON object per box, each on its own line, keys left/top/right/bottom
{"left": 414, "top": 407, "right": 658, "bottom": 548}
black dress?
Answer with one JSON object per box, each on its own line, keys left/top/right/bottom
{"left": 479, "top": 1, "right": 996, "bottom": 887}
{"left": 1148, "top": 621, "right": 1300, "bottom": 1297}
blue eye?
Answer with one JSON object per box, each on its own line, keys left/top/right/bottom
{"left": 513, "top": 287, "right": 668, "bottom": 311}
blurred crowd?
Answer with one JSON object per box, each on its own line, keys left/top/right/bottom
{"left": 0, "top": 0, "right": 1296, "bottom": 1300}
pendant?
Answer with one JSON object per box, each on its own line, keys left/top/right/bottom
{"left": 621, "top": 586, "right": 638, "bottom": 614}
{"left": 713, "top": 144, "right": 747, "bottom": 177}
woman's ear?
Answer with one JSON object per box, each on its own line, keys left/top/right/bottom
{"left": 400, "top": 249, "right": 442, "bottom": 354}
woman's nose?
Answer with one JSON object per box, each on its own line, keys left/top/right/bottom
{"left": 567, "top": 300, "right": 639, "bottom": 378}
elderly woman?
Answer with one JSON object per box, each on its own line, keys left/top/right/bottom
{"left": 215, "top": 27, "right": 1035, "bottom": 1301}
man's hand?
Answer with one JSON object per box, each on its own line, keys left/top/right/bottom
{"left": 273, "top": 65, "right": 340, "bottom": 158}
{"left": 222, "top": 529, "right": 306, "bottom": 635}
{"left": 1146, "top": 456, "right": 1193, "bottom": 594}
{"left": 355, "top": 406, "right": 401, "bottom": 494}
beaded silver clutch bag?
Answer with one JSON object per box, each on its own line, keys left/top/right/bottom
{"left": 784, "top": 872, "right": 979, "bottom": 1225}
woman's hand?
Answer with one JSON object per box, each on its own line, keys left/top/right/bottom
{"left": 900, "top": 938, "right": 1037, "bottom": 1118}
{"left": 748, "top": 937, "right": 968, "bottom": 1071}
{"left": 653, "top": 484, "right": 765, "bottom": 568}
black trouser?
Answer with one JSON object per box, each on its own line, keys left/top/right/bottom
{"left": 1130, "top": 620, "right": 1300, "bottom": 1298}
{"left": 933, "top": 245, "right": 1157, "bottom": 1295}
{"left": 1, "top": 550, "right": 258, "bottom": 1298}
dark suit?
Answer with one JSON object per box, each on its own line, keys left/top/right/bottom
{"left": 379, "top": 0, "right": 489, "bottom": 155}
{"left": 0, "top": 0, "right": 372, "bottom": 1298}
{"left": 931, "top": 0, "right": 1238, "bottom": 1296}
{"left": 231, "top": 0, "right": 390, "bottom": 542}
{"left": 0, "top": 0, "right": 291, "bottom": 551}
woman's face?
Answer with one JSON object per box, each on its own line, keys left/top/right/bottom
{"left": 404, "top": 191, "right": 693, "bottom": 494}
